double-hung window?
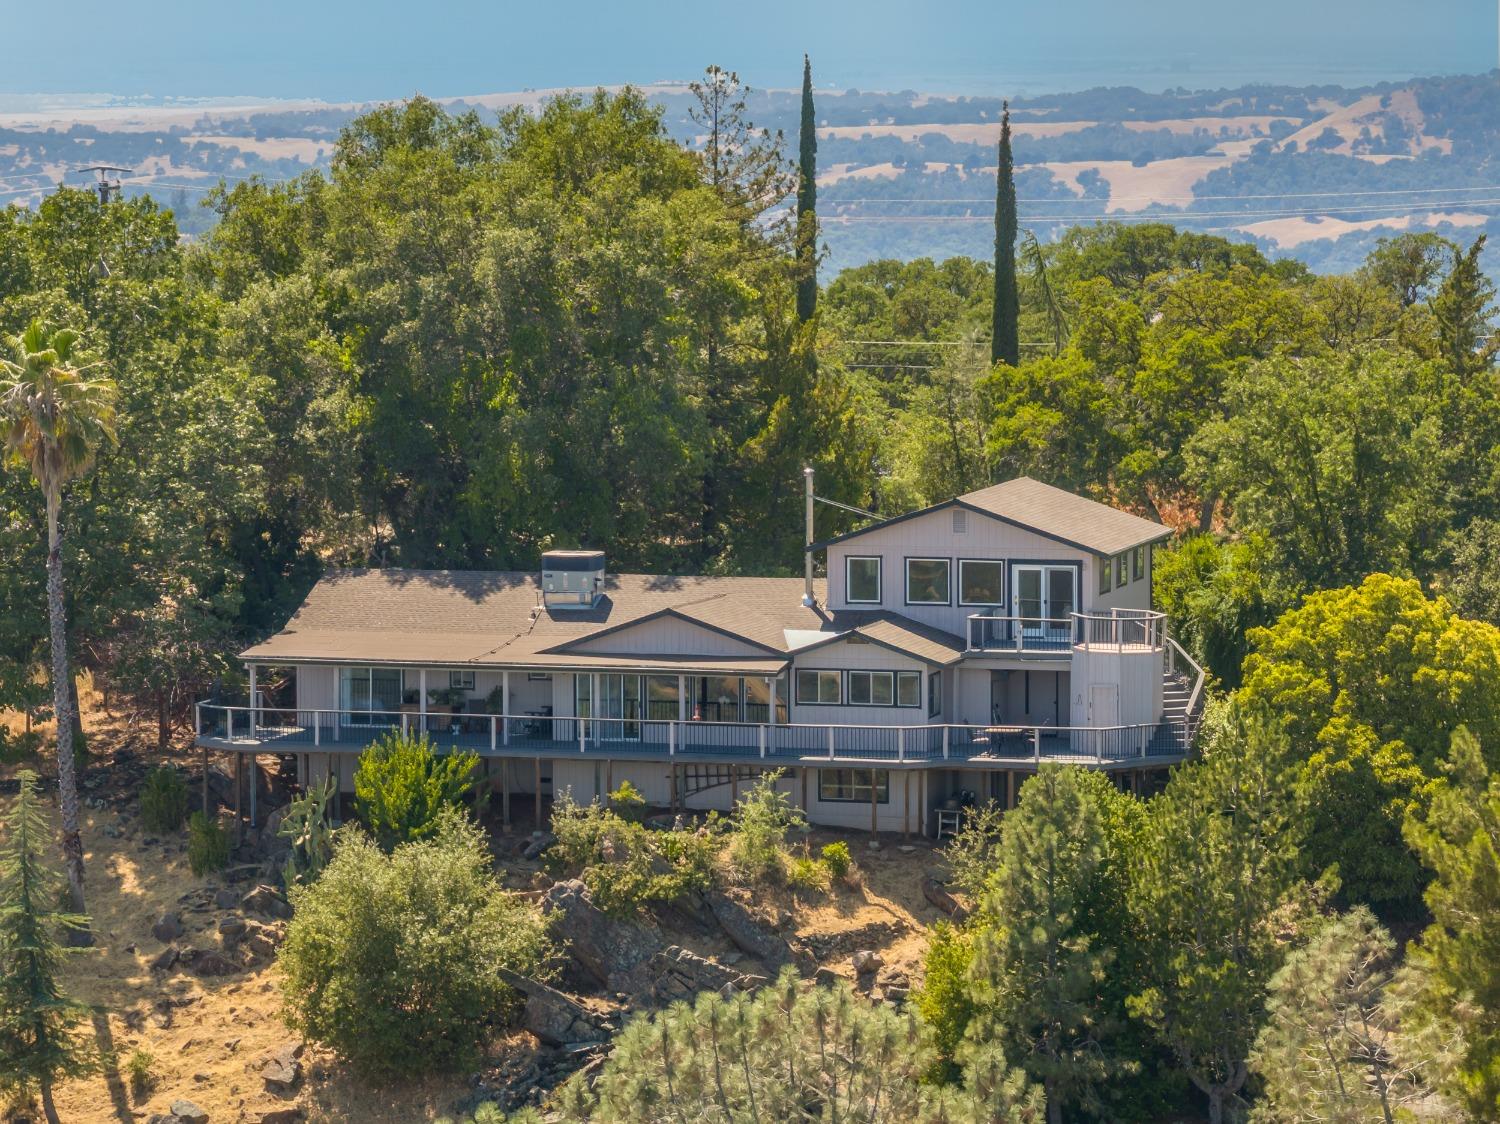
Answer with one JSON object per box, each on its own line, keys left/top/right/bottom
{"left": 1133, "top": 546, "right": 1146, "bottom": 582}
{"left": 897, "top": 671, "right": 922, "bottom": 707}
{"left": 906, "top": 558, "right": 951, "bottom": 605}
{"left": 449, "top": 670, "right": 475, "bottom": 691}
{"left": 1098, "top": 555, "right": 1113, "bottom": 595}
{"left": 846, "top": 557, "right": 882, "bottom": 604}
{"left": 796, "top": 670, "right": 842, "bottom": 705}
{"left": 1116, "top": 554, "right": 1130, "bottom": 586}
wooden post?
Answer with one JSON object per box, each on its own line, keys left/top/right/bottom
{"left": 919, "top": 770, "right": 927, "bottom": 838}
{"left": 201, "top": 744, "right": 210, "bottom": 817}
{"left": 501, "top": 760, "right": 511, "bottom": 828}
{"left": 535, "top": 757, "right": 543, "bottom": 828}
{"left": 870, "top": 767, "right": 878, "bottom": 837}
{"left": 1005, "top": 770, "right": 1015, "bottom": 809}
{"left": 249, "top": 754, "right": 257, "bottom": 827}
{"left": 233, "top": 753, "right": 242, "bottom": 842}
{"left": 903, "top": 770, "right": 910, "bottom": 839}
{"left": 801, "top": 766, "right": 808, "bottom": 812}
{"left": 606, "top": 759, "right": 613, "bottom": 804}
{"left": 731, "top": 765, "right": 739, "bottom": 809}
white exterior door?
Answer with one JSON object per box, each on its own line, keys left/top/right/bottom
{"left": 1089, "top": 684, "right": 1119, "bottom": 727}
{"left": 1013, "top": 565, "right": 1077, "bottom": 640}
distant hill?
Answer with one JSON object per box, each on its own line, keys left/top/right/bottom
{"left": 3, "top": 73, "right": 1499, "bottom": 278}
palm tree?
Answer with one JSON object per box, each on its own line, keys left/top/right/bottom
{"left": 1, "top": 320, "right": 117, "bottom": 935}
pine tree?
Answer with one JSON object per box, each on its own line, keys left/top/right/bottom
{"left": 1429, "top": 235, "right": 1498, "bottom": 379}
{"left": 970, "top": 765, "right": 1128, "bottom": 1124}
{"left": 795, "top": 53, "right": 819, "bottom": 324}
{"left": 0, "top": 771, "right": 93, "bottom": 1121}
{"left": 991, "top": 101, "right": 1020, "bottom": 367}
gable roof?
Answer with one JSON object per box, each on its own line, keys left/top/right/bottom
{"left": 809, "top": 476, "right": 1170, "bottom": 556}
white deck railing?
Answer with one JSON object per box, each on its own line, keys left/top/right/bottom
{"left": 966, "top": 609, "right": 1166, "bottom": 653}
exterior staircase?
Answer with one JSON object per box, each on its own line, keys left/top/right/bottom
{"left": 1160, "top": 637, "right": 1208, "bottom": 756}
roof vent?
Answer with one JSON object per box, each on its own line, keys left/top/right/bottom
{"left": 541, "top": 550, "right": 606, "bottom": 610}
{"left": 952, "top": 508, "right": 968, "bottom": 534}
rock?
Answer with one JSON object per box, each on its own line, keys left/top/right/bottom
{"left": 258, "top": 1111, "right": 304, "bottom": 1124}
{"left": 498, "top": 969, "right": 608, "bottom": 1047}
{"left": 851, "top": 950, "right": 884, "bottom": 975}
{"left": 152, "top": 912, "right": 183, "bottom": 943}
{"left": 920, "top": 875, "right": 969, "bottom": 921}
{"left": 898, "top": 844, "right": 917, "bottom": 854}
{"left": 242, "top": 920, "right": 282, "bottom": 961}
{"left": 882, "top": 983, "right": 910, "bottom": 1004}
{"left": 213, "top": 887, "right": 240, "bottom": 910}
{"left": 813, "top": 966, "right": 842, "bottom": 988}
{"left": 541, "top": 880, "right": 664, "bottom": 992}
{"left": 241, "top": 884, "right": 292, "bottom": 921}
{"left": 218, "top": 916, "right": 248, "bottom": 941}
{"left": 170, "top": 1100, "right": 209, "bottom": 1124}
{"left": 180, "top": 948, "right": 241, "bottom": 977}
{"left": 645, "top": 945, "right": 760, "bottom": 1004}
{"left": 260, "top": 1041, "right": 304, "bottom": 1092}
{"left": 522, "top": 831, "right": 556, "bottom": 860}
{"left": 149, "top": 945, "right": 180, "bottom": 973}
{"left": 705, "top": 891, "right": 796, "bottom": 970}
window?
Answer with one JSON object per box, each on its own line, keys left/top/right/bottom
{"left": 1116, "top": 554, "right": 1130, "bottom": 586}
{"left": 646, "top": 675, "right": 679, "bottom": 720}
{"left": 743, "top": 675, "right": 789, "bottom": 724}
{"left": 339, "top": 667, "right": 403, "bottom": 723}
{"left": 1098, "top": 555, "right": 1112, "bottom": 594}
{"left": 846, "top": 556, "right": 882, "bottom": 604}
{"left": 796, "top": 670, "right": 841, "bottom": 705}
{"left": 527, "top": 671, "right": 552, "bottom": 681}
{"left": 928, "top": 670, "right": 942, "bottom": 717}
{"left": 819, "top": 768, "right": 890, "bottom": 804}
{"left": 1133, "top": 546, "right": 1146, "bottom": 582}
{"left": 692, "top": 675, "right": 743, "bottom": 722}
{"left": 897, "top": 671, "right": 922, "bottom": 708}
{"left": 848, "top": 670, "right": 894, "bottom": 706}
{"left": 449, "top": 670, "right": 475, "bottom": 691}
{"left": 906, "top": 558, "right": 951, "bottom": 604}
{"left": 958, "top": 559, "right": 1005, "bottom": 606}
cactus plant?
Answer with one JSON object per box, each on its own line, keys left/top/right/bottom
{"left": 280, "top": 776, "right": 338, "bottom": 887}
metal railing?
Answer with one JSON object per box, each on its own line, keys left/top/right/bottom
{"left": 966, "top": 609, "right": 1167, "bottom": 653}
{"left": 194, "top": 703, "right": 1189, "bottom": 765}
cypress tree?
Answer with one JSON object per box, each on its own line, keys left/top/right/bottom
{"left": 991, "top": 101, "right": 1020, "bottom": 366}
{"left": 795, "top": 53, "right": 819, "bottom": 323}
{"left": 0, "top": 771, "right": 93, "bottom": 1120}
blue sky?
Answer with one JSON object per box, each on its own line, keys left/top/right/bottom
{"left": 10, "top": 1, "right": 1497, "bottom": 100}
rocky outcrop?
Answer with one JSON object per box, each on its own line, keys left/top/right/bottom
{"left": 704, "top": 891, "right": 803, "bottom": 971}
{"left": 241, "top": 884, "right": 292, "bottom": 921}
{"left": 921, "top": 875, "right": 968, "bottom": 921}
{"left": 541, "top": 879, "right": 664, "bottom": 993}
{"left": 499, "top": 968, "right": 611, "bottom": 1047}
{"left": 648, "top": 945, "right": 766, "bottom": 1003}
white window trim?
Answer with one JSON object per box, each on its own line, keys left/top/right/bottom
{"left": 845, "top": 555, "right": 883, "bottom": 605}
{"left": 847, "top": 670, "right": 896, "bottom": 707}
{"left": 896, "top": 670, "right": 922, "bottom": 708}
{"left": 449, "top": 670, "right": 476, "bottom": 690}
{"left": 905, "top": 557, "right": 952, "bottom": 605}
{"left": 796, "top": 669, "right": 842, "bottom": 706}
{"left": 957, "top": 558, "right": 1006, "bottom": 607}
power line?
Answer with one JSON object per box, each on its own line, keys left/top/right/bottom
{"left": 826, "top": 184, "right": 1500, "bottom": 205}
{"left": 826, "top": 198, "right": 1500, "bottom": 224}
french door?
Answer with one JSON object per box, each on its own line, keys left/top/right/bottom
{"left": 1012, "top": 566, "right": 1077, "bottom": 643}
{"left": 576, "top": 674, "right": 643, "bottom": 741}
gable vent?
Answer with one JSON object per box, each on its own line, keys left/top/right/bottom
{"left": 952, "top": 509, "right": 968, "bottom": 534}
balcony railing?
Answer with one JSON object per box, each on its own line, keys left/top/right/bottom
{"left": 967, "top": 609, "right": 1166, "bottom": 653}
{"left": 194, "top": 703, "right": 1190, "bottom": 765}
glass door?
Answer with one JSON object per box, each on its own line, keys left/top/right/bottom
{"left": 598, "top": 674, "right": 643, "bottom": 741}
{"left": 1012, "top": 566, "right": 1076, "bottom": 645}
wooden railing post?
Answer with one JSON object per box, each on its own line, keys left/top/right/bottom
{"left": 759, "top": 725, "right": 767, "bottom": 759}
{"left": 943, "top": 725, "right": 950, "bottom": 759}
{"left": 314, "top": 710, "right": 320, "bottom": 747}
{"left": 827, "top": 726, "right": 836, "bottom": 760}
{"left": 578, "top": 719, "right": 586, "bottom": 753}
{"left": 1033, "top": 728, "right": 1041, "bottom": 764}
{"left": 898, "top": 728, "right": 905, "bottom": 763}
{"left": 668, "top": 722, "right": 675, "bottom": 756}
{"left": 490, "top": 715, "right": 498, "bottom": 753}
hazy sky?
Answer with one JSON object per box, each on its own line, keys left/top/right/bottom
{"left": 12, "top": 0, "right": 1497, "bottom": 100}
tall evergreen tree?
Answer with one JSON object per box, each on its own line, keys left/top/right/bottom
{"left": 0, "top": 771, "right": 94, "bottom": 1122}
{"left": 1429, "top": 235, "right": 1498, "bottom": 379}
{"left": 991, "top": 101, "right": 1020, "bottom": 367}
{"left": 795, "top": 53, "right": 819, "bottom": 323}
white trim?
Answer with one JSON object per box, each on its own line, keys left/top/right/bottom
{"left": 845, "top": 555, "right": 882, "bottom": 605}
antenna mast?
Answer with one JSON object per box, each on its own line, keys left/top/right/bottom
{"left": 75, "top": 165, "right": 130, "bottom": 206}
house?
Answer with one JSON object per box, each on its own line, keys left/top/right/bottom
{"left": 195, "top": 477, "right": 1204, "bottom": 836}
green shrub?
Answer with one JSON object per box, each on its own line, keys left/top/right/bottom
{"left": 914, "top": 921, "right": 979, "bottom": 1084}
{"left": 139, "top": 767, "right": 189, "bottom": 833}
{"left": 726, "top": 770, "right": 804, "bottom": 884}
{"left": 278, "top": 809, "right": 550, "bottom": 1079}
{"left": 607, "top": 780, "right": 646, "bottom": 822}
{"left": 123, "top": 1047, "right": 155, "bottom": 1095}
{"left": 353, "top": 730, "right": 478, "bottom": 851}
{"left": 787, "top": 853, "right": 832, "bottom": 892}
{"left": 944, "top": 801, "right": 1007, "bottom": 899}
{"left": 820, "top": 840, "right": 853, "bottom": 881}
{"left": 187, "top": 812, "right": 230, "bottom": 875}
{"left": 279, "top": 777, "right": 337, "bottom": 887}
{"left": 547, "top": 794, "right": 715, "bottom": 916}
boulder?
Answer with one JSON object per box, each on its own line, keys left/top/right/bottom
{"left": 921, "top": 875, "right": 968, "bottom": 921}
{"left": 813, "top": 966, "right": 843, "bottom": 989}
{"left": 241, "top": 884, "right": 292, "bottom": 920}
{"left": 258, "top": 1112, "right": 304, "bottom": 1124}
{"left": 851, "top": 949, "right": 884, "bottom": 975}
{"left": 705, "top": 891, "right": 796, "bottom": 970}
{"left": 179, "top": 948, "right": 240, "bottom": 977}
{"left": 212, "top": 887, "right": 240, "bottom": 910}
{"left": 646, "top": 945, "right": 762, "bottom": 1003}
{"left": 522, "top": 831, "right": 557, "bottom": 860}
{"left": 541, "top": 880, "right": 663, "bottom": 992}
{"left": 259, "top": 1041, "right": 304, "bottom": 1092}
{"left": 170, "top": 1100, "right": 209, "bottom": 1124}
{"left": 151, "top": 912, "right": 183, "bottom": 943}
{"left": 218, "top": 916, "right": 248, "bottom": 942}
{"left": 498, "top": 969, "right": 609, "bottom": 1047}
{"left": 149, "top": 945, "right": 180, "bottom": 973}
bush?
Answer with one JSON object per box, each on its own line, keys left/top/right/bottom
{"left": 187, "top": 811, "right": 230, "bottom": 876}
{"left": 352, "top": 730, "right": 478, "bottom": 851}
{"left": 787, "top": 853, "right": 832, "bottom": 892}
{"left": 915, "top": 921, "right": 978, "bottom": 1084}
{"left": 820, "top": 840, "right": 853, "bottom": 881}
{"left": 726, "top": 770, "right": 804, "bottom": 884}
{"left": 606, "top": 780, "right": 646, "bottom": 822}
{"left": 944, "top": 801, "right": 1007, "bottom": 899}
{"left": 139, "top": 767, "right": 189, "bottom": 833}
{"left": 123, "top": 1047, "right": 155, "bottom": 1095}
{"left": 547, "top": 794, "right": 715, "bottom": 916}
{"left": 278, "top": 809, "right": 550, "bottom": 1079}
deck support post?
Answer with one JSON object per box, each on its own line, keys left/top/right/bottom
{"left": 870, "top": 767, "right": 878, "bottom": 837}
{"left": 502, "top": 671, "right": 510, "bottom": 746}
{"left": 233, "top": 752, "right": 242, "bottom": 842}
{"left": 800, "top": 766, "right": 808, "bottom": 812}
{"left": 201, "top": 744, "right": 210, "bottom": 818}
{"left": 731, "top": 766, "right": 739, "bottom": 809}
{"left": 606, "top": 759, "right": 613, "bottom": 804}
{"left": 919, "top": 769, "right": 927, "bottom": 838}
{"left": 1005, "top": 770, "right": 1015, "bottom": 810}
{"left": 502, "top": 760, "right": 511, "bottom": 828}
{"left": 249, "top": 754, "right": 257, "bottom": 827}
{"left": 903, "top": 771, "right": 910, "bottom": 839}
{"left": 535, "top": 757, "right": 543, "bottom": 828}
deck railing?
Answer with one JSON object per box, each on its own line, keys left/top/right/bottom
{"left": 966, "top": 609, "right": 1166, "bottom": 653}
{"left": 194, "top": 703, "right": 1188, "bottom": 765}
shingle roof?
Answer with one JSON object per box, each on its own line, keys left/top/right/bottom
{"left": 811, "top": 476, "right": 1170, "bottom": 556}
{"left": 240, "top": 569, "right": 966, "bottom": 671}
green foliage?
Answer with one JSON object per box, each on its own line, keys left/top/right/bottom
{"left": 1250, "top": 906, "right": 1429, "bottom": 1123}
{"left": 795, "top": 54, "right": 818, "bottom": 324}
{"left": 1398, "top": 728, "right": 1500, "bottom": 1120}
{"left": 278, "top": 809, "right": 550, "bottom": 1080}
{"left": 352, "top": 730, "right": 477, "bottom": 852}
{"left": 0, "top": 771, "right": 94, "bottom": 1103}
{"left": 606, "top": 780, "right": 645, "bottom": 822}
{"left": 1444, "top": 516, "right": 1500, "bottom": 627}
{"left": 819, "top": 839, "right": 852, "bottom": 881}
{"left": 533, "top": 967, "right": 1044, "bottom": 1122}
{"left": 278, "top": 777, "right": 337, "bottom": 887}
{"left": 915, "top": 921, "right": 978, "bottom": 1084}
{"left": 186, "top": 811, "right": 230, "bottom": 876}
{"left": 138, "top": 766, "right": 188, "bottom": 833}
{"left": 1237, "top": 573, "right": 1500, "bottom": 907}
{"left": 786, "top": 853, "right": 832, "bottom": 892}
{"left": 991, "top": 104, "right": 1019, "bottom": 367}
{"left": 725, "top": 769, "right": 804, "bottom": 884}
{"left": 943, "top": 800, "right": 1007, "bottom": 901}
{"left": 546, "top": 794, "right": 715, "bottom": 917}
{"left": 122, "top": 1047, "right": 155, "bottom": 1096}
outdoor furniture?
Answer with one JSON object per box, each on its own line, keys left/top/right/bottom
{"left": 936, "top": 807, "right": 963, "bottom": 840}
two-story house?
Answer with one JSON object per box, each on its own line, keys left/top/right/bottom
{"left": 195, "top": 477, "right": 1203, "bottom": 835}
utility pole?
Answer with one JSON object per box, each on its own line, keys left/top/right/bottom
{"left": 75, "top": 165, "right": 129, "bottom": 206}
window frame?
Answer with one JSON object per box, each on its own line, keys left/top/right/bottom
{"left": 847, "top": 669, "right": 895, "bottom": 707}
{"left": 904, "top": 556, "right": 952, "bottom": 606}
{"left": 818, "top": 768, "right": 890, "bottom": 804}
{"left": 1098, "top": 555, "right": 1113, "bottom": 595}
{"left": 795, "top": 669, "right": 843, "bottom": 706}
{"left": 845, "top": 555, "right": 883, "bottom": 605}
{"left": 448, "top": 670, "right": 476, "bottom": 691}
{"left": 928, "top": 670, "right": 942, "bottom": 718}
{"left": 1116, "top": 553, "right": 1130, "bottom": 587}
{"left": 896, "top": 670, "right": 922, "bottom": 708}
{"left": 957, "top": 558, "right": 1006, "bottom": 607}
{"left": 1133, "top": 545, "right": 1146, "bottom": 582}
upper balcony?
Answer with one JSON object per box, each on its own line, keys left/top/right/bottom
{"left": 965, "top": 609, "right": 1166, "bottom": 655}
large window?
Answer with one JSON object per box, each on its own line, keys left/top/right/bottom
{"left": 848, "top": 670, "right": 894, "bottom": 706}
{"left": 646, "top": 675, "right": 679, "bottom": 720}
{"left": 339, "top": 667, "right": 403, "bottom": 724}
{"left": 928, "top": 670, "right": 942, "bottom": 717}
{"left": 897, "top": 671, "right": 922, "bottom": 708}
{"left": 448, "top": 670, "right": 475, "bottom": 690}
{"left": 906, "top": 558, "right": 951, "bottom": 605}
{"left": 958, "top": 559, "right": 1005, "bottom": 606}
{"left": 819, "top": 768, "right": 890, "bottom": 804}
{"left": 846, "top": 556, "right": 882, "bottom": 604}
{"left": 744, "top": 675, "right": 789, "bottom": 723}
{"left": 796, "top": 670, "right": 842, "bottom": 705}
{"left": 693, "top": 676, "right": 743, "bottom": 722}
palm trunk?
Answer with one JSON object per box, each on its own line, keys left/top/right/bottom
{"left": 45, "top": 497, "right": 90, "bottom": 940}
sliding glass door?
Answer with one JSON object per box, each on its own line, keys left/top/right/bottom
{"left": 576, "top": 674, "right": 644, "bottom": 741}
{"left": 1012, "top": 566, "right": 1076, "bottom": 643}
{"left": 339, "top": 667, "right": 403, "bottom": 725}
